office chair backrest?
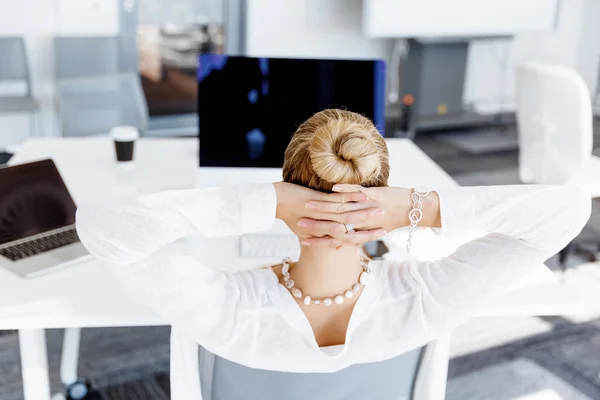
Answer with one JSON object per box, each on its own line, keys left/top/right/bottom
{"left": 169, "top": 329, "right": 435, "bottom": 400}
{"left": 0, "top": 37, "right": 31, "bottom": 93}
{"left": 55, "top": 73, "right": 149, "bottom": 136}
{"left": 54, "top": 36, "right": 121, "bottom": 78}
{"left": 205, "top": 347, "right": 423, "bottom": 400}
{"left": 516, "top": 62, "right": 594, "bottom": 184}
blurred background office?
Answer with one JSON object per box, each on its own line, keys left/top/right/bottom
{"left": 1, "top": 0, "right": 600, "bottom": 399}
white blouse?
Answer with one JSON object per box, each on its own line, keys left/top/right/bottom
{"left": 75, "top": 184, "right": 590, "bottom": 397}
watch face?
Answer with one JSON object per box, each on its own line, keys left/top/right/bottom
{"left": 198, "top": 55, "right": 386, "bottom": 168}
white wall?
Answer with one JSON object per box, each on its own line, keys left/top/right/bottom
{"left": 55, "top": 0, "right": 119, "bottom": 36}
{"left": 246, "top": 0, "right": 393, "bottom": 61}
{"left": 363, "top": 0, "right": 558, "bottom": 38}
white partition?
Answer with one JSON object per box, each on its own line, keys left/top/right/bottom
{"left": 55, "top": 0, "right": 119, "bottom": 36}
{"left": 363, "top": 0, "right": 558, "bottom": 38}
{"left": 246, "top": 0, "right": 392, "bottom": 60}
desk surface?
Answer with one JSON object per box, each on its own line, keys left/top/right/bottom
{"left": 0, "top": 137, "right": 581, "bottom": 330}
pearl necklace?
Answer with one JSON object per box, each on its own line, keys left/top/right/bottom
{"left": 280, "top": 257, "right": 371, "bottom": 306}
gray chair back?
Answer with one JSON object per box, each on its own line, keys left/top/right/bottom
{"left": 55, "top": 73, "right": 149, "bottom": 136}
{"left": 0, "top": 37, "right": 31, "bottom": 94}
{"left": 201, "top": 347, "right": 424, "bottom": 400}
{"left": 54, "top": 37, "right": 122, "bottom": 79}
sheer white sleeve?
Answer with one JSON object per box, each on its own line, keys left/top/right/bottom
{"left": 75, "top": 184, "right": 276, "bottom": 350}
{"left": 392, "top": 185, "right": 591, "bottom": 333}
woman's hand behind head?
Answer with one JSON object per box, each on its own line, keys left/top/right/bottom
{"left": 314, "top": 184, "right": 441, "bottom": 233}
{"left": 273, "top": 182, "right": 387, "bottom": 247}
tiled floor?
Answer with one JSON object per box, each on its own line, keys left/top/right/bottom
{"left": 447, "top": 358, "right": 593, "bottom": 400}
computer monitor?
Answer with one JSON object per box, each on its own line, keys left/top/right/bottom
{"left": 197, "top": 55, "right": 386, "bottom": 169}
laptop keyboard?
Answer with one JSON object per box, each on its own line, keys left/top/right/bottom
{"left": 0, "top": 227, "right": 80, "bottom": 262}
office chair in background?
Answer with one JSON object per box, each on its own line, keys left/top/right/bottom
{"left": 53, "top": 36, "right": 149, "bottom": 137}
{"left": 0, "top": 37, "right": 42, "bottom": 139}
{"left": 516, "top": 62, "right": 600, "bottom": 270}
{"left": 55, "top": 73, "right": 148, "bottom": 137}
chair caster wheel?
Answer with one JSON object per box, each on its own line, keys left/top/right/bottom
{"left": 66, "top": 380, "right": 102, "bottom": 400}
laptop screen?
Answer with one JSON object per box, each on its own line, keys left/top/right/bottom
{"left": 0, "top": 159, "right": 76, "bottom": 245}
{"left": 198, "top": 55, "right": 386, "bottom": 168}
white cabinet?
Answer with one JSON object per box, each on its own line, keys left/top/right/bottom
{"left": 363, "top": 0, "right": 558, "bottom": 38}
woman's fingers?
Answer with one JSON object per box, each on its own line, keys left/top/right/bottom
{"left": 343, "top": 229, "right": 387, "bottom": 244}
{"left": 331, "top": 184, "right": 366, "bottom": 193}
{"left": 301, "top": 236, "right": 344, "bottom": 248}
{"left": 298, "top": 208, "right": 382, "bottom": 233}
{"left": 319, "top": 191, "right": 368, "bottom": 204}
{"left": 306, "top": 200, "right": 377, "bottom": 214}
{"left": 323, "top": 208, "right": 385, "bottom": 225}
{"left": 301, "top": 207, "right": 385, "bottom": 228}
{"left": 298, "top": 218, "right": 374, "bottom": 237}
{"left": 298, "top": 218, "right": 386, "bottom": 241}
{"left": 298, "top": 219, "right": 347, "bottom": 237}
{"left": 302, "top": 229, "right": 387, "bottom": 247}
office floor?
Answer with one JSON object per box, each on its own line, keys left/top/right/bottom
{"left": 1, "top": 121, "right": 600, "bottom": 399}
{"left": 416, "top": 121, "right": 600, "bottom": 400}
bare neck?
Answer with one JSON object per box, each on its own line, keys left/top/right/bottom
{"left": 289, "top": 245, "right": 364, "bottom": 298}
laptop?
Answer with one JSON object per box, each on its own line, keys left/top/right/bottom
{"left": 0, "top": 159, "right": 91, "bottom": 278}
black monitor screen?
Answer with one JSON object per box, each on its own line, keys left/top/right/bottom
{"left": 198, "top": 55, "right": 386, "bottom": 168}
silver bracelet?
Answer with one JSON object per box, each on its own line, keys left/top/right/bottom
{"left": 406, "top": 188, "right": 430, "bottom": 254}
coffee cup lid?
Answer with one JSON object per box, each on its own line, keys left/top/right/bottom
{"left": 110, "top": 126, "right": 140, "bottom": 141}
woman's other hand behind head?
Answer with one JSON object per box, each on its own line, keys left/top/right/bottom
{"left": 301, "top": 184, "right": 441, "bottom": 238}
{"left": 273, "top": 182, "right": 387, "bottom": 248}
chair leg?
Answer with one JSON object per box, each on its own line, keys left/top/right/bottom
{"left": 558, "top": 244, "right": 572, "bottom": 274}
{"left": 573, "top": 246, "right": 598, "bottom": 263}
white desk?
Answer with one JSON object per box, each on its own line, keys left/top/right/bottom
{"left": 3, "top": 137, "right": 581, "bottom": 400}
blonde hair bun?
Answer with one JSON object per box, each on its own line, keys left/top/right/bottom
{"left": 309, "top": 111, "right": 382, "bottom": 185}
{"left": 283, "top": 109, "right": 389, "bottom": 191}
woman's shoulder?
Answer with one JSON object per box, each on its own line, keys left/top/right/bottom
{"left": 230, "top": 264, "right": 280, "bottom": 308}
{"left": 371, "top": 258, "right": 421, "bottom": 300}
